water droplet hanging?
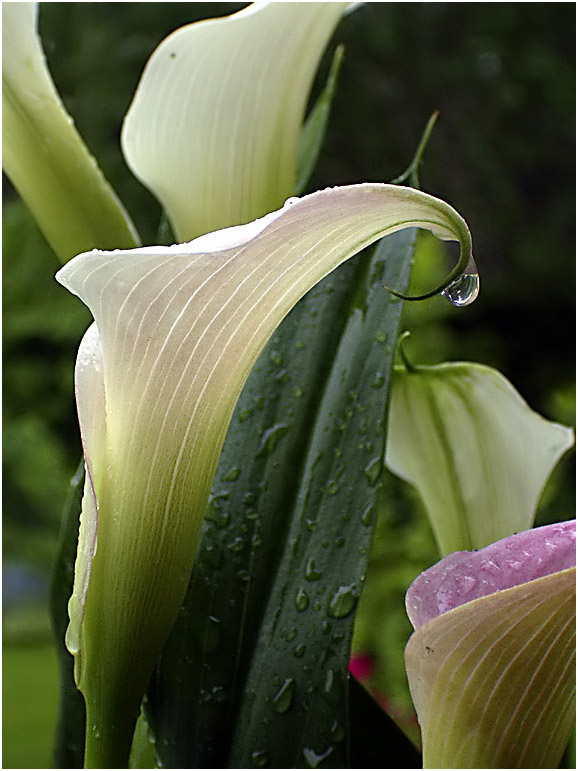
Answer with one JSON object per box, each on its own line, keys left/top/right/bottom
{"left": 441, "top": 256, "right": 480, "bottom": 307}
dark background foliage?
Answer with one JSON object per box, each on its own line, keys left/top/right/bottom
{"left": 3, "top": 3, "right": 575, "bottom": 767}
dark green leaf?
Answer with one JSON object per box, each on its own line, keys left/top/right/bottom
{"left": 147, "top": 228, "right": 415, "bottom": 768}
{"left": 348, "top": 678, "right": 422, "bottom": 769}
{"left": 49, "top": 459, "right": 86, "bottom": 768}
{"left": 296, "top": 45, "right": 344, "bottom": 195}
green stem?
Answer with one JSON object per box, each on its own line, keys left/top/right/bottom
{"left": 84, "top": 705, "right": 138, "bottom": 769}
{"left": 385, "top": 111, "right": 475, "bottom": 303}
{"left": 397, "top": 331, "right": 417, "bottom": 373}
{"left": 391, "top": 110, "right": 440, "bottom": 189}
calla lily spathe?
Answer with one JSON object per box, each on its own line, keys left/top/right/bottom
{"left": 2, "top": 2, "right": 139, "bottom": 261}
{"left": 405, "top": 520, "right": 576, "bottom": 769}
{"left": 386, "top": 359, "right": 574, "bottom": 554}
{"left": 56, "top": 183, "right": 473, "bottom": 766}
{"left": 121, "top": 2, "right": 349, "bottom": 241}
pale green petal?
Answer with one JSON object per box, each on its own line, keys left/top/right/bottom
{"left": 405, "top": 568, "right": 576, "bottom": 768}
{"left": 64, "top": 324, "right": 105, "bottom": 676}
{"left": 385, "top": 361, "right": 574, "bottom": 554}
{"left": 121, "top": 2, "right": 348, "bottom": 241}
{"left": 56, "top": 182, "right": 472, "bottom": 764}
{"left": 2, "top": 3, "right": 139, "bottom": 262}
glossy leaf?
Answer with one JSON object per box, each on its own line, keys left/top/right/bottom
{"left": 2, "top": 3, "right": 139, "bottom": 262}
{"left": 386, "top": 360, "right": 574, "bottom": 554}
{"left": 121, "top": 2, "right": 349, "bottom": 241}
{"left": 147, "top": 227, "right": 416, "bottom": 767}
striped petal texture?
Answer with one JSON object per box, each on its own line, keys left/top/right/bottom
{"left": 121, "top": 2, "right": 348, "bottom": 241}
{"left": 405, "top": 521, "right": 576, "bottom": 769}
{"left": 386, "top": 361, "right": 574, "bottom": 554}
{"left": 56, "top": 182, "right": 473, "bottom": 766}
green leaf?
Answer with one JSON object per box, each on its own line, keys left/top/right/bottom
{"left": 405, "top": 566, "right": 576, "bottom": 768}
{"left": 121, "top": 3, "right": 349, "bottom": 240}
{"left": 146, "top": 226, "right": 416, "bottom": 768}
{"left": 2, "top": 3, "right": 139, "bottom": 262}
{"left": 228, "top": 232, "right": 412, "bottom": 769}
{"left": 296, "top": 45, "right": 345, "bottom": 195}
{"left": 386, "top": 359, "right": 574, "bottom": 553}
{"left": 348, "top": 678, "right": 422, "bottom": 769}
{"left": 49, "top": 460, "right": 86, "bottom": 769}
{"left": 56, "top": 182, "right": 472, "bottom": 767}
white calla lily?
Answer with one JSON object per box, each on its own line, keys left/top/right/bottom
{"left": 56, "top": 183, "right": 473, "bottom": 767}
{"left": 386, "top": 358, "right": 574, "bottom": 554}
{"left": 121, "top": 2, "right": 349, "bottom": 240}
{"left": 2, "top": 2, "right": 139, "bottom": 261}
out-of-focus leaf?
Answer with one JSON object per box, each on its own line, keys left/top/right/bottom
{"left": 296, "top": 44, "right": 344, "bottom": 195}
{"left": 2, "top": 3, "right": 139, "bottom": 262}
{"left": 386, "top": 359, "right": 574, "bottom": 553}
{"left": 49, "top": 460, "right": 86, "bottom": 769}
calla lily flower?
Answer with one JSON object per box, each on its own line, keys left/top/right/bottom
{"left": 386, "top": 359, "right": 574, "bottom": 554}
{"left": 56, "top": 183, "right": 473, "bottom": 767}
{"left": 2, "top": 2, "right": 139, "bottom": 261}
{"left": 121, "top": 1, "right": 349, "bottom": 241}
{"left": 404, "top": 520, "right": 576, "bottom": 769}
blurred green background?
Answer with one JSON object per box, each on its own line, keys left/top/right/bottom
{"left": 3, "top": 3, "right": 575, "bottom": 767}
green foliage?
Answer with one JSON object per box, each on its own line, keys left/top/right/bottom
{"left": 3, "top": 3, "right": 575, "bottom": 768}
{"left": 2, "top": 643, "right": 59, "bottom": 769}
{"left": 3, "top": 200, "right": 89, "bottom": 568}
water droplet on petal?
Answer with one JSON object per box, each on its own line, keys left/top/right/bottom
{"left": 441, "top": 256, "right": 480, "bottom": 307}
{"left": 284, "top": 196, "right": 301, "bottom": 207}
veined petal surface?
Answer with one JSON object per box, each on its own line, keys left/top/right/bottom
{"left": 386, "top": 361, "right": 574, "bottom": 554}
{"left": 2, "top": 3, "right": 139, "bottom": 261}
{"left": 406, "top": 520, "right": 576, "bottom": 630}
{"left": 405, "top": 547, "right": 576, "bottom": 768}
{"left": 121, "top": 2, "right": 348, "bottom": 240}
{"left": 56, "top": 182, "right": 473, "bottom": 765}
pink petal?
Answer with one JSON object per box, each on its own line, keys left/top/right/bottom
{"left": 406, "top": 520, "right": 576, "bottom": 629}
